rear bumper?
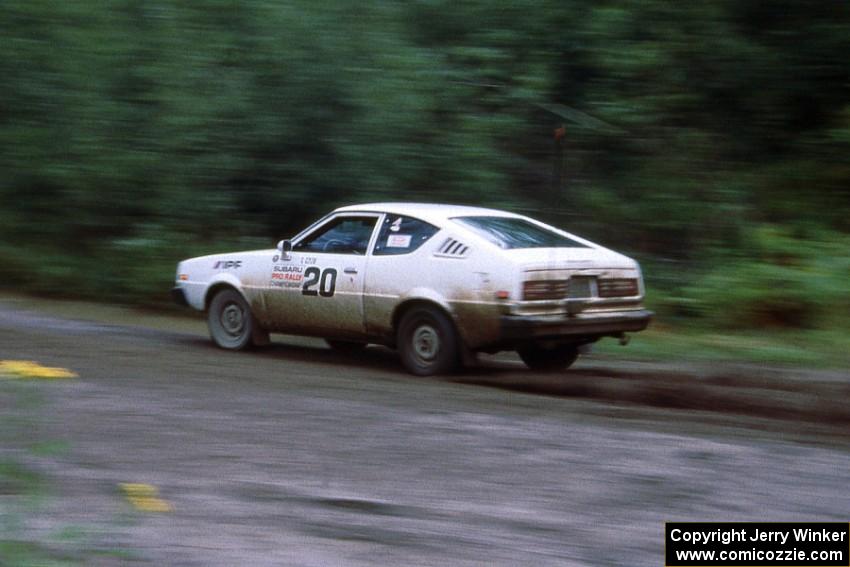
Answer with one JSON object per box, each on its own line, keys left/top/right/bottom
{"left": 170, "top": 286, "right": 189, "bottom": 307}
{"left": 500, "top": 309, "right": 653, "bottom": 342}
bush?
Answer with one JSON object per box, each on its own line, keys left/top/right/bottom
{"left": 661, "top": 226, "right": 850, "bottom": 330}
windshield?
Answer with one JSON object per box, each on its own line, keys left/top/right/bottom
{"left": 452, "top": 216, "right": 590, "bottom": 250}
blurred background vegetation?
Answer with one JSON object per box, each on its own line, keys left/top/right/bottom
{"left": 1, "top": 1, "right": 848, "bottom": 338}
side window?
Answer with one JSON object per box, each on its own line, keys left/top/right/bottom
{"left": 373, "top": 215, "right": 439, "bottom": 256}
{"left": 294, "top": 216, "right": 377, "bottom": 255}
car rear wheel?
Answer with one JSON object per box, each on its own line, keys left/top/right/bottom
{"left": 397, "top": 306, "right": 459, "bottom": 376}
{"left": 208, "top": 289, "right": 259, "bottom": 350}
{"left": 517, "top": 344, "right": 579, "bottom": 372}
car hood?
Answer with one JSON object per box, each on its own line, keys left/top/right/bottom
{"left": 176, "top": 249, "right": 272, "bottom": 276}
{"left": 181, "top": 249, "right": 271, "bottom": 263}
{"left": 503, "top": 246, "right": 638, "bottom": 271}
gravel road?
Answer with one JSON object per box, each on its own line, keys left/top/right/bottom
{"left": 1, "top": 296, "right": 848, "bottom": 566}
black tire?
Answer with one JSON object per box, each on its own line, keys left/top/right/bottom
{"left": 517, "top": 344, "right": 579, "bottom": 372}
{"left": 208, "top": 289, "right": 258, "bottom": 350}
{"left": 325, "top": 339, "right": 367, "bottom": 352}
{"left": 397, "top": 306, "right": 459, "bottom": 376}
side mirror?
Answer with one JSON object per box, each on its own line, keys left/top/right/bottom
{"left": 276, "top": 239, "right": 293, "bottom": 260}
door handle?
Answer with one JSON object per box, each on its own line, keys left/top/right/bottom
{"left": 344, "top": 267, "right": 358, "bottom": 274}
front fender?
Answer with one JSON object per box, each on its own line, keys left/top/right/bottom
{"left": 202, "top": 273, "right": 247, "bottom": 309}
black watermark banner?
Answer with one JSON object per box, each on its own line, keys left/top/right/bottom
{"left": 666, "top": 522, "right": 849, "bottom": 567}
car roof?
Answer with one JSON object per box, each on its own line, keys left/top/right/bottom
{"left": 333, "top": 202, "right": 522, "bottom": 225}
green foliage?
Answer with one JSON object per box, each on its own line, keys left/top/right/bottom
{"left": 0, "top": 1, "right": 848, "bottom": 329}
{"left": 0, "top": 460, "right": 43, "bottom": 498}
{"left": 661, "top": 227, "right": 850, "bottom": 329}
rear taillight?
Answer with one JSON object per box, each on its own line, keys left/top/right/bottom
{"left": 522, "top": 280, "right": 568, "bottom": 301}
{"left": 597, "top": 278, "right": 639, "bottom": 298}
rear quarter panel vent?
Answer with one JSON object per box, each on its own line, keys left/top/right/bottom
{"left": 434, "top": 237, "right": 470, "bottom": 258}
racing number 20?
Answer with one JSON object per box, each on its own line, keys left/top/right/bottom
{"left": 302, "top": 267, "right": 337, "bottom": 297}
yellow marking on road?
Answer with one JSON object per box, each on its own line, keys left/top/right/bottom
{"left": 119, "top": 483, "right": 173, "bottom": 513}
{"left": 0, "top": 360, "right": 77, "bottom": 379}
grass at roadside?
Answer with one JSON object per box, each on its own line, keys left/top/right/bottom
{"left": 0, "top": 459, "right": 44, "bottom": 500}
{"left": 0, "top": 450, "right": 80, "bottom": 567}
{"left": 1, "top": 368, "right": 145, "bottom": 566}
{"left": 0, "top": 380, "right": 81, "bottom": 567}
{"left": 595, "top": 323, "right": 849, "bottom": 368}
{"left": 0, "top": 540, "right": 78, "bottom": 567}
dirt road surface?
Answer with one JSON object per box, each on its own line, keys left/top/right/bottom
{"left": 1, "top": 296, "right": 848, "bottom": 566}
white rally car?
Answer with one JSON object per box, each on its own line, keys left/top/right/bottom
{"left": 172, "top": 203, "right": 652, "bottom": 375}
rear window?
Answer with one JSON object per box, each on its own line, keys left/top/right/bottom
{"left": 452, "top": 216, "right": 589, "bottom": 250}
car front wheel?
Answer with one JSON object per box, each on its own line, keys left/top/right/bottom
{"left": 397, "top": 306, "right": 459, "bottom": 376}
{"left": 517, "top": 344, "right": 579, "bottom": 372}
{"left": 208, "top": 289, "right": 259, "bottom": 350}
